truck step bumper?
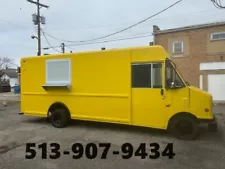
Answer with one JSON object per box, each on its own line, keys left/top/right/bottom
{"left": 199, "top": 115, "right": 218, "bottom": 132}
{"left": 208, "top": 122, "right": 218, "bottom": 132}
{"left": 208, "top": 116, "right": 218, "bottom": 132}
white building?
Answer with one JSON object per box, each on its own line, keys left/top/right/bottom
{"left": 1, "top": 68, "right": 19, "bottom": 87}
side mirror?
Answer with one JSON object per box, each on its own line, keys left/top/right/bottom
{"left": 166, "top": 80, "right": 175, "bottom": 89}
{"left": 166, "top": 79, "right": 175, "bottom": 89}
{"left": 170, "top": 82, "right": 175, "bottom": 88}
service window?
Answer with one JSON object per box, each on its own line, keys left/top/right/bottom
{"left": 46, "top": 58, "right": 71, "bottom": 85}
{"left": 132, "top": 63, "right": 162, "bottom": 88}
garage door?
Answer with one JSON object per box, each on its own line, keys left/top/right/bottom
{"left": 208, "top": 74, "right": 225, "bottom": 101}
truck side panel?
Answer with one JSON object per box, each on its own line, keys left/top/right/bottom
{"left": 71, "top": 50, "right": 131, "bottom": 123}
{"left": 21, "top": 50, "right": 132, "bottom": 124}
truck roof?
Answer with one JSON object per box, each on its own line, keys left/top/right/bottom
{"left": 21, "top": 45, "right": 168, "bottom": 60}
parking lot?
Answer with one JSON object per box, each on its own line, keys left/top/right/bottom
{"left": 0, "top": 102, "right": 225, "bottom": 169}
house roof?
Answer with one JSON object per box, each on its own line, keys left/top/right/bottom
{"left": 153, "top": 21, "right": 225, "bottom": 35}
{"left": 2, "top": 69, "right": 18, "bottom": 78}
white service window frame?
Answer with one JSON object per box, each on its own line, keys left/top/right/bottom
{"left": 172, "top": 41, "right": 184, "bottom": 54}
{"left": 45, "top": 58, "right": 71, "bottom": 85}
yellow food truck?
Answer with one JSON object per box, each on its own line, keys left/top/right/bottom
{"left": 19, "top": 45, "right": 217, "bottom": 140}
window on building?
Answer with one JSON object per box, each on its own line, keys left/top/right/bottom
{"left": 173, "top": 41, "right": 184, "bottom": 54}
{"left": 131, "top": 63, "right": 162, "bottom": 88}
{"left": 211, "top": 32, "right": 225, "bottom": 41}
{"left": 46, "top": 58, "right": 71, "bottom": 85}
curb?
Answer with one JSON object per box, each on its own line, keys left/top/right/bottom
{"left": 0, "top": 100, "right": 20, "bottom": 102}
{"left": 1, "top": 100, "right": 20, "bottom": 106}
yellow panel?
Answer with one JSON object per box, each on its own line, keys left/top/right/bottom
{"left": 72, "top": 50, "right": 131, "bottom": 94}
{"left": 131, "top": 89, "right": 167, "bottom": 129}
{"left": 189, "top": 86, "right": 213, "bottom": 119}
{"left": 165, "top": 88, "right": 190, "bottom": 118}
{"left": 20, "top": 45, "right": 176, "bottom": 128}
{"left": 21, "top": 49, "right": 132, "bottom": 124}
{"left": 131, "top": 46, "right": 168, "bottom": 62}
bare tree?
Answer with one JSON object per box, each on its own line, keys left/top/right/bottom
{"left": 0, "top": 57, "right": 14, "bottom": 68}
{"left": 0, "top": 57, "right": 14, "bottom": 77}
{"left": 0, "top": 57, "right": 15, "bottom": 89}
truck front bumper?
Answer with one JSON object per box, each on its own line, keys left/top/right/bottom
{"left": 199, "top": 115, "right": 218, "bottom": 132}
{"left": 208, "top": 116, "right": 218, "bottom": 132}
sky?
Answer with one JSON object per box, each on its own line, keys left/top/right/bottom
{"left": 0, "top": 0, "right": 225, "bottom": 66}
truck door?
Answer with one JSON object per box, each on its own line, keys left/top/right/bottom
{"left": 131, "top": 62, "right": 168, "bottom": 129}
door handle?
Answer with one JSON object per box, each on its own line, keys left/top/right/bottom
{"left": 160, "top": 89, "right": 164, "bottom": 96}
{"left": 161, "top": 89, "right": 166, "bottom": 99}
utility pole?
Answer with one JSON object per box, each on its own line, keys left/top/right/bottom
{"left": 37, "top": 0, "right": 41, "bottom": 56}
{"left": 61, "top": 43, "right": 65, "bottom": 53}
{"left": 27, "top": 0, "right": 49, "bottom": 56}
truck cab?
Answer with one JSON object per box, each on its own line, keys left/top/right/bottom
{"left": 163, "top": 58, "right": 217, "bottom": 139}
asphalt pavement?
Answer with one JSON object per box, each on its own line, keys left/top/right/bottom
{"left": 0, "top": 102, "right": 225, "bottom": 169}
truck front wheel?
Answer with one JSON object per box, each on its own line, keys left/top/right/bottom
{"left": 50, "top": 108, "right": 70, "bottom": 128}
{"left": 169, "top": 116, "right": 199, "bottom": 140}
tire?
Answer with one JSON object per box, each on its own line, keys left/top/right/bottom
{"left": 50, "top": 108, "right": 70, "bottom": 128}
{"left": 169, "top": 116, "right": 199, "bottom": 140}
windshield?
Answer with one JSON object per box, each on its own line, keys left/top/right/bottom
{"left": 169, "top": 59, "right": 189, "bottom": 86}
{"left": 166, "top": 59, "right": 185, "bottom": 88}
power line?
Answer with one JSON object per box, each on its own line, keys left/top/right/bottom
{"left": 43, "top": 31, "right": 152, "bottom": 43}
{"left": 43, "top": 34, "right": 153, "bottom": 49}
{"left": 0, "top": 6, "right": 210, "bottom": 34}
{"left": 0, "top": 18, "right": 30, "bottom": 29}
{"left": 216, "top": 0, "right": 225, "bottom": 7}
{"left": 65, "top": 46, "right": 75, "bottom": 52}
{"left": 211, "top": 0, "right": 225, "bottom": 8}
{"left": 42, "top": 30, "right": 62, "bottom": 53}
{"left": 42, "top": 30, "right": 153, "bottom": 49}
{"left": 43, "top": 0, "right": 183, "bottom": 43}
{"left": 45, "top": 7, "right": 211, "bottom": 33}
{"left": 211, "top": 0, "right": 222, "bottom": 8}
{"left": 41, "top": 29, "right": 75, "bottom": 52}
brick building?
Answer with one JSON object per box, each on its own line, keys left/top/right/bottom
{"left": 153, "top": 21, "right": 225, "bottom": 101}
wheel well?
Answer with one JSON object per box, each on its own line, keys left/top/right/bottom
{"left": 167, "top": 112, "right": 198, "bottom": 129}
{"left": 48, "top": 102, "right": 71, "bottom": 118}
